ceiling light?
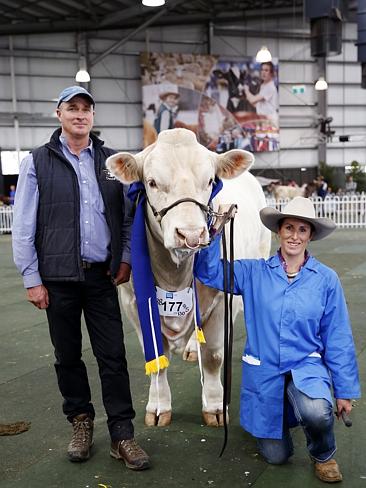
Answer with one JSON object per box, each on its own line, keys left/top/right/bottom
{"left": 75, "top": 56, "right": 90, "bottom": 83}
{"left": 255, "top": 46, "right": 272, "bottom": 63}
{"left": 75, "top": 69, "right": 90, "bottom": 83}
{"left": 142, "top": 0, "right": 165, "bottom": 6}
{"left": 315, "top": 77, "right": 328, "bottom": 90}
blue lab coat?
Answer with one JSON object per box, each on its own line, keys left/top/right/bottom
{"left": 194, "top": 238, "right": 361, "bottom": 439}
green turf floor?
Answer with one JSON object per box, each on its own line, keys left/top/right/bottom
{"left": 1, "top": 230, "right": 365, "bottom": 488}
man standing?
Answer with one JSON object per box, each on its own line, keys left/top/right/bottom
{"left": 9, "top": 184, "right": 16, "bottom": 205}
{"left": 12, "top": 86, "right": 150, "bottom": 471}
{"left": 316, "top": 175, "right": 328, "bottom": 200}
{"left": 345, "top": 175, "right": 357, "bottom": 194}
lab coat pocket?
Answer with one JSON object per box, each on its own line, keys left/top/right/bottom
{"left": 241, "top": 358, "right": 260, "bottom": 392}
{"left": 294, "top": 286, "right": 324, "bottom": 323}
{"left": 240, "top": 362, "right": 285, "bottom": 439}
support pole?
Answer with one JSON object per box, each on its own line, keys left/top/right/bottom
{"left": 207, "top": 21, "right": 214, "bottom": 55}
{"left": 317, "top": 56, "right": 327, "bottom": 168}
{"left": 9, "top": 36, "right": 21, "bottom": 171}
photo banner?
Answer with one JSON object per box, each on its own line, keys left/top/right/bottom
{"left": 140, "top": 52, "right": 279, "bottom": 152}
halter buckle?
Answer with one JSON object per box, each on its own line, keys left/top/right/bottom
{"left": 209, "top": 204, "right": 238, "bottom": 239}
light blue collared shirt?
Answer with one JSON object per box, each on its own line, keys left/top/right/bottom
{"left": 12, "top": 135, "right": 132, "bottom": 288}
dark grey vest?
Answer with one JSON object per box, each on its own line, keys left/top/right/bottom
{"left": 33, "top": 128, "right": 125, "bottom": 281}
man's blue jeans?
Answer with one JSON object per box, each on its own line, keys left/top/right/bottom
{"left": 256, "top": 379, "right": 336, "bottom": 464}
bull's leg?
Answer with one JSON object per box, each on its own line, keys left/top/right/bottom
{"left": 199, "top": 290, "right": 243, "bottom": 427}
{"left": 201, "top": 345, "right": 226, "bottom": 426}
{"left": 199, "top": 301, "right": 227, "bottom": 427}
{"left": 182, "top": 330, "right": 198, "bottom": 362}
{"left": 145, "top": 368, "right": 172, "bottom": 427}
{"left": 119, "top": 299, "right": 173, "bottom": 427}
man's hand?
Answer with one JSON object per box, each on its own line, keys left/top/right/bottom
{"left": 26, "top": 285, "right": 49, "bottom": 309}
{"left": 113, "top": 262, "right": 131, "bottom": 286}
{"left": 335, "top": 398, "right": 352, "bottom": 418}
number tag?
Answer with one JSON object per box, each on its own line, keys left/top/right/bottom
{"left": 156, "top": 286, "right": 193, "bottom": 317}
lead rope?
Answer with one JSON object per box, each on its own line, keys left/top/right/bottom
{"left": 219, "top": 214, "right": 235, "bottom": 457}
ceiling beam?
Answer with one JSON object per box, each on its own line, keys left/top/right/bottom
{"left": 52, "top": 0, "right": 90, "bottom": 13}
{"left": 99, "top": 3, "right": 159, "bottom": 28}
{"left": 36, "top": 1, "right": 71, "bottom": 16}
{"left": 91, "top": 0, "right": 188, "bottom": 66}
{"left": 0, "top": 19, "right": 98, "bottom": 35}
{"left": 0, "top": 0, "right": 40, "bottom": 20}
{"left": 0, "top": 2, "right": 307, "bottom": 36}
{"left": 90, "top": 7, "right": 169, "bottom": 66}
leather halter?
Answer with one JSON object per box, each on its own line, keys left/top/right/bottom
{"left": 148, "top": 197, "right": 213, "bottom": 223}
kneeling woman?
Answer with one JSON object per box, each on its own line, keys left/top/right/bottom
{"left": 194, "top": 197, "right": 360, "bottom": 483}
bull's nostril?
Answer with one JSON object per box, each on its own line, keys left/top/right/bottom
{"left": 176, "top": 230, "right": 187, "bottom": 244}
{"left": 176, "top": 227, "right": 206, "bottom": 248}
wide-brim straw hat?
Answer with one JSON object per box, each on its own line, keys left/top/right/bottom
{"left": 259, "top": 196, "right": 336, "bottom": 241}
{"left": 159, "top": 91, "right": 180, "bottom": 100}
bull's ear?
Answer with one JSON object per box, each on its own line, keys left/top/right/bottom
{"left": 215, "top": 149, "right": 254, "bottom": 180}
{"left": 106, "top": 152, "right": 142, "bottom": 183}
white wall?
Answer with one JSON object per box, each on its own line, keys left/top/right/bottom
{"left": 0, "top": 15, "right": 364, "bottom": 173}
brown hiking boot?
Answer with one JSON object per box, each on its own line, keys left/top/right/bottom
{"left": 67, "top": 414, "right": 94, "bottom": 462}
{"left": 110, "top": 438, "right": 150, "bottom": 471}
{"left": 315, "top": 459, "right": 343, "bottom": 483}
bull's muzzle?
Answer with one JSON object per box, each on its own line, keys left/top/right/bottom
{"left": 175, "top": 227, "right": 207, "bottom": 249}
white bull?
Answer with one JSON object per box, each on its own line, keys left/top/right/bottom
{"left": 268, "top": 183, "right": 308, "bottom": 200}
{"left": 106, "top": 128, "right": 271, "bottom": 427}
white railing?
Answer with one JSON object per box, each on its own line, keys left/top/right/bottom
{"left": 0, "top": 206, "right": 13, "bottom": 233}
{"left": 265, "top": 195, "right": 366, "bottom": 228}
{"left": 1, "top": 195, "right": 366, "bottom": 233}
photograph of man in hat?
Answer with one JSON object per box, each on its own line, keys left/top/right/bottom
{"left": 154, "top": 90, "right": 180, "bottom": 134}
{"left": 194, "top": 196, "right": 360, "bottom": 484}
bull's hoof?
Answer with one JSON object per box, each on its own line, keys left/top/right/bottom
{"left": 202, "top": 411, "right": 229, "bottom": 427}
{"left": 145, "top": 411, "right": 172, "bottom": 427}
{"left": 158, "top": 411, "right": 172, "bottom": 426}
{"left": 183, "top": 350, "right": 198, "bottom": 362}
{"left": 145, "top": 412, "right": 157, "bottom": 426}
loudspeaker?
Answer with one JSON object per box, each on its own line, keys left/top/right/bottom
{"left": 310, "top": 16, "right": 342, "bottom": 57}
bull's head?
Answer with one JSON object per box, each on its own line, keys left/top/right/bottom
{"left": 106, "top": 128, "right": 254, "bottom": 264}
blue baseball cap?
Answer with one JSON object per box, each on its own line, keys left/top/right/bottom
{"left": 57, "top": 86, "right": 95, "bottom": 108}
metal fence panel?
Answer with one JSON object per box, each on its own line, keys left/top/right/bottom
{"left": 265, "top": 195, "right": 366, "bottom": 229}
{"left": 0, "top": 206, "right": 13, "bottom": 233}
{"left": 1, "top": 196, "right": 366, "bottom": 233}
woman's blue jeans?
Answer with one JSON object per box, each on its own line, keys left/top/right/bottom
{"left": 256, "top": 379, "right": 336, "bottom": 464}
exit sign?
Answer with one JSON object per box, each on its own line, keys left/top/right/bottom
{"left": 292, "top": 85, "right": 306, "bottom": 94}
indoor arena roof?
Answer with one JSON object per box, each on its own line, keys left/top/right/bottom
{"left": 0, "top": 0, "right": 357, "bottom": 37}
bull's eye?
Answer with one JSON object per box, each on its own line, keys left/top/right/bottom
{"left": 147, "top": 179, "right": 157, "bottom": 189}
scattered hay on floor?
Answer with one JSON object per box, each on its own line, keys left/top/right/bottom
{"left": 0, "top": 421, "right": 31, "bottom": 436}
